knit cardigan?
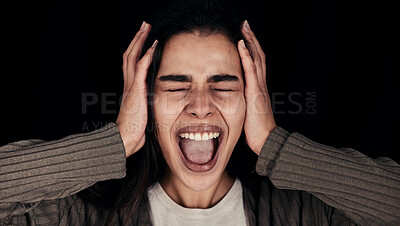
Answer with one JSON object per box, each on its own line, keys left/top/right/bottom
{"left": 1, "top": 124, "right": 399, "bottom": 225}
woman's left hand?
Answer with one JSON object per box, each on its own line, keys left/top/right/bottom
{"left": 238, "top": 20, "right": 276, "bottom": 155}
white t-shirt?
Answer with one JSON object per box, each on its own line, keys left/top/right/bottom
{"left": 147, "top": 178, "right": 247, "bottom": 226}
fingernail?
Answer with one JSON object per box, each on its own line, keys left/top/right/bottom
{"left": 142, "top": 21, "right": 149, "bottom": 31}
{"left": 240, "top": 39, "right": 246, "bottom": 48}
{"left": 244, "top": 20, "right": 250, "bottom": 32}
{"left": 152, "top": 40, "right": 158, "bottom": 48}
{"left": 140, "top": 21, "right": 145, "bottom": 30}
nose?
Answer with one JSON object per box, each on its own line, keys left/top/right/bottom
{"left": 185, "top": 90, "right": 215, "bottom": 119}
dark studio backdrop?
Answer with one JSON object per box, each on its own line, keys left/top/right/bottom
{"left": 1, "top": 0, "right": 397, "bottom": 162}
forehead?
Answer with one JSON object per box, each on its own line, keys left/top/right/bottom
{"left": 157, "top": 33, "right": 242, "bottom": 79}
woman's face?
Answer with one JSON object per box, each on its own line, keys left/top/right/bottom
{"left": 153, "top": 32, "right": 245, "bottom": 191}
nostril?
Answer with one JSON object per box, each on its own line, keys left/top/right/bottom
{"left": 189, "top": 111, "right": 212, "bottom": 118}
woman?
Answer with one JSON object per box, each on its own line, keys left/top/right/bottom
{"left": 1, "top": 0, "right": 399, "bottom": 225}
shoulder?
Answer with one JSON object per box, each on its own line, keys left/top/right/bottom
{"left": 242, "top": 176, "right": 357, "bottom": 226}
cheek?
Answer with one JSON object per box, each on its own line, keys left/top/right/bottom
{"left": 154, "top": 92, "right": 186, "bottom": 118}
{"left": 217, "top": 94, "right": 246, "bottom": 142}
{"left": 153, "top": 110, "right": 177, "bottom": 167}
{"left": 153, "top": 92, "right": 185, "bottom": 146}
{"left": 215, "top": 93, "right": 246, "bottom": 121}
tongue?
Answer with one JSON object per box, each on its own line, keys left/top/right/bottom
{"left": 179, "top": 139, "right": 216, "bottom": 164}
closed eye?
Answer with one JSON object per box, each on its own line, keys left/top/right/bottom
{"left": 213, "top": 88, "right": 233, "bottom": 92}
{"left": 210, "top": 87, "right": 234, "bottom": 92}
{"left": 166, "top": 88, "right": 189, "bottom": 92}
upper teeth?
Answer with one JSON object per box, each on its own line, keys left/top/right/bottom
{"left": 179, "top": 132, "right": 220, "bottom": 141}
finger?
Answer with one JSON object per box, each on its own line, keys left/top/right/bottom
{"left": 241, "top": 26, "right": 264, "bottom": 89}
{"left": 126, "top": 23, "right": 151, "bottom": 87}
{"left": 242, "top": 20, "right": 266, "bottom": 77}
{"left": 123, "top": 21, "right": 148, "bottom": 91}
{"left": 132, "top": 39, "right": 158, "bottom": 86}
{"left": 238, "top": 39, "right": 258, "bottom": 91}
{"left": 241, "top": 21, "right": 267, "bottom": 89}
{"left": 126, "top": 22, "right": 147, "bottom": 56}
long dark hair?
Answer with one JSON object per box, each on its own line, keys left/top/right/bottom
{"left": 79, "top": 0, "right": 258, "bottom": 224}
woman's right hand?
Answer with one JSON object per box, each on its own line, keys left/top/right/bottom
{"left": 116, "top": 21, "right": 157, "bottom": 157}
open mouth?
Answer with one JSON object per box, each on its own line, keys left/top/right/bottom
{"left": 176, "top": 125, "right": 223, "bottom": 172}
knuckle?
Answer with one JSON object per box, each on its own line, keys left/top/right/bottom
{"left": 250, "top": 64, "right": 257, "bottom": 72}
{"left": 127, "top": 52, "right": 133, "bottom": 59}
{"left": 260, "top": 52, "right": 266, "bottom": 60}
{"left": 127, "top": 51, "right": 138, "bottom": 61}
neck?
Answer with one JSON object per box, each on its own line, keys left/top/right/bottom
{"left": 159, "top": 170, "right": 235, "bottom": 208}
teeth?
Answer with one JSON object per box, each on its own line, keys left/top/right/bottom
{"left": 179, "top": 132, "right": 220, "bottom": 141}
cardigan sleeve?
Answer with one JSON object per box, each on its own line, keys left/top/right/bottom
{"left": 256, "top": 127, "right": 400, "bottom": 226}
{"left": 0, "top": 123, "right": 126, "bottom": 222}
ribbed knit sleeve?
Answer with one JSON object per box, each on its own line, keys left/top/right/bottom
{"left": 256, "top": 127, "right": 400, "bottom": 225}
{"left": 0, "top": 123, "right": 126, "bottom": 204}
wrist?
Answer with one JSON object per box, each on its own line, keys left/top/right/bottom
{"left": 254, "top": 124, "right": 277, "bottom": 156}
{"left": 116, "top": 123, "right": 137, "bottom": 157}
{"left": 253, "top": 132, "right": 269, "bottom": 156}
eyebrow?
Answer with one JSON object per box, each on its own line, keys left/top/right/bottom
{"left": 158, "top": 74, "right": 239, "bottom": 83}
{"left": 207, "top": 74, "right": 239, "bottom": 83}
{"left": 158, "top": 75, "right": 192, "bottom": 82}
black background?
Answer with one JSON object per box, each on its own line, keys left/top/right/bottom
{"left": 2, "top": 0, "right": 397, "bottom": 161}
